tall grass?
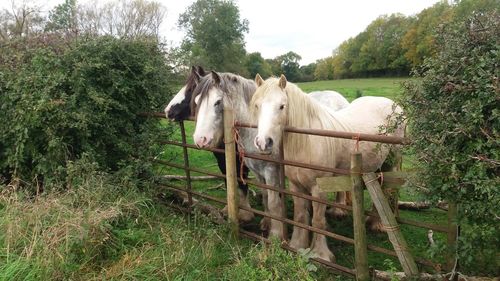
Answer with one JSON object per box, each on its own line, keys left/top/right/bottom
{"left": 0, "top": 157, "right": 340, "bottom": 280}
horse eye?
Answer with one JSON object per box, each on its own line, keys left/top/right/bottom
{"left": 279, "top": 104, "right": 285, "bottom": 110}
{"left": 214, "top": 100, "right": 221, "bottom": 107}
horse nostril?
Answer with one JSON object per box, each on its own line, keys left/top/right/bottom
{"left": 265, "top": 137, "right": 273, "bottom": 148}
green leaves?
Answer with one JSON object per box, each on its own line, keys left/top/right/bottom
{"left": 401, "top": 11, "right": 499, "bottom": 274}
{"left": 177, "top": 0, "right": 249, "bottom": 74}
{"left": 0, "top": 36, "right": 174, "bottom": 190}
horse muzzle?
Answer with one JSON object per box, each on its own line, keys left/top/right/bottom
{"left": 254, "top": 136, "right": 274, "bottom": 154}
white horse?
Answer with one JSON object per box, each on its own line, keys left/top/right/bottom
{"left": 251, "top": 75, "right": 405, "bottom": 261}
{"left": 191, "top": 71, "right": 350, "bottom": 238}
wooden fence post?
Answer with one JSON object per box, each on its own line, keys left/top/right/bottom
{"left": 278, "top": 131, "right": 288, "bottom": 239}
{"left": 351, "top": 153, "right": 369, "bottom": 281}
{"left": 446, "top": 202, "right": 458, "bottom": 272}
{"left": 363, "top": 172, "right": 419, "bottom": 277}
{"left": 179, "top": 121, "right": 193, "bottom": 213}
{"left": 223, "top": 107, "right": 239, "bottom": 237}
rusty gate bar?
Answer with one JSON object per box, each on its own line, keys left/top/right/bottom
{"left": 144, "top": 112, "right": 451, "bottom": 272}
{"left": 239, "top": 229, "right": 357, "bottom": 276}
{"left": 153, "top": 157, "right": 450, "bottom": 233}
{"left": 278, "top": 133, "right": 288, "bottom": 239}
{"left": 242, "top": 151, "right": 350, "bottom": 175}
{"left": 153, "top": 159, "right": 226, "bottom": 179}
{"left": 179, "top": 121, "right": 193, "bottom": 212}
{"left": 156, "top": 166, "right": 437, "bottom": 268}
{"left": 139, "top": 111, "right": 406, "bottom": 144}
{"left": 234, "top": 121, "right": 409, "bottom": 145}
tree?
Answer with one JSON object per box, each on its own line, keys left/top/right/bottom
{"left": 299, "top": 62, "right": 316, "bottom": 82}
{"left": 178, "top": 0, "right": 249, "bottom": 73}
{"left": 244, "top": 52, "right": 272, "bottom": 78}
{"left": 45, "top": 0, "right": 77, "bottom": 35}
{"left": 70, "top": 0, "right": 165, "bottom": 39}
{"left": 355, "top": 14, "right": 411, "bottom": 76}
{"left": 401, "top": 1, "right": 453, "bottom": 67}
{"left": 314, "top": 57, "right": 333, "bottom": 80}
{"left": 0, "top": 0, "right": 45, "bottom": 41}
{"left": 272, "top": 51, "right": 302, "bottom": 81}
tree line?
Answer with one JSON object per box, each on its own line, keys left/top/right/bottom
{"left": 0, "top": 0, "right": 497, "bottom": 82}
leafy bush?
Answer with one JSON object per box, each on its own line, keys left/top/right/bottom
{"left": 0, "top": 35, "right": 173, "bottom": 189}
{"left": 401, "top": 12, "right": 499, "bottom": 275}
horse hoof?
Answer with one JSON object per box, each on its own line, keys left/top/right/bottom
{"left": 366, "top": 217, "right": 386, "bottom": 233}
{"left": 221, "top": 205, "right": 228, "bottom": 215}
{"left": 311, "top": 247, "right": 336, "bottom": 263}
{"left": 327, "top": 207, "right": 348, "bottom": 219}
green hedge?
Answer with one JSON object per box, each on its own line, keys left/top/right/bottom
{"left": 0, "top": 35, "right": 173, "bottom": 188}
{"left": 401, "top": 12, "right": 499, "bottom": 274}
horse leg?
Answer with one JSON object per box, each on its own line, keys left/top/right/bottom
{"left": 236, "top": 155, "right": 254, "bottom": 223}
{"left": 289, "top": 181, "right": 310, "bottom": 250}
{"left": 327, "top": 191, "right": 349, "bottom": 219}
{"left": 264, "top": 166, "right": 284, "bottom": 239}
{"left": 310, "top": 185, "right": 335, "bottom": 262}
{"left": 253, "top": 173, "right": 270, "bottom": 232}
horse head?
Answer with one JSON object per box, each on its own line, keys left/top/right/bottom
{"left": 164, "top": 66, "right": 206, "bottom": 121}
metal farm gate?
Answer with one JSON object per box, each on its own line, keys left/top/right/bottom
{"left": 142, "top": 110, "right": 459, "bottom": 280}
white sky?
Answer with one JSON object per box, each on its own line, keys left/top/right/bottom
{"left": 2, "top": 0, "right": 441, "bottom": 65}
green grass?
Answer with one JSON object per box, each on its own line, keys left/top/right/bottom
{"left": 0, "top": 160, "right": 339, "bottom": 280}
{"left": 298, "top": 77, "right": 409, "bottom": 101}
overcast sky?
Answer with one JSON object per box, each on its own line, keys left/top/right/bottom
{"left": 2, "top": 0, "right": 441, "bottom": 65}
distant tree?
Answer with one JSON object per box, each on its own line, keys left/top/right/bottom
{"left": 74, "top": 0, "right": 165, "bottom": 39}
{"left": 299, "top": 62, "right": 316, "bottom": 82}
{"left": 314, "top": 57, "right": 333, "bottom": 80}
{"left": 178, "top": 0, "right": 249, "bottom": 73}
{"left": 355, "top": 14, "right": 411, "bottom": 76}
{"left": 265, "top": 57, "right": 282, "bottom": 76}
{"left": 45, "top": 0, "right": 77, "bottom": 35}
{"left": 401, "top": 1, "right": 452, "bottom": 67}
{"left": 275, "top": 51, "right": 302, "bottom": 81}
{"left": 0, "top": 0, "right": 45, "bottom": 41}
{"left": 245, "top": 52, "right": 272, "bottom": 78}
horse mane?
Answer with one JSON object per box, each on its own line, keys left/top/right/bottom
{"left": 251, "top": 78, "right": 346, "bottom": 162}
{"left": 190, "top": 72, "right": 256, "bottom": 116}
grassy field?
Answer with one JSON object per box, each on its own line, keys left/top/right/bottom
{"left": 157, "top": 78, "right": 450, "bottom": 277}
{"left": 298, "top": 77, "right": 409, "bottom": 101}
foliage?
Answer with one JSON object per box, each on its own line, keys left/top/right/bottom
{"left": 0, "top": 156, "right": 339, "bottom": 280}
{"left": 245, "top": 52, "right": 273, "bottom": 79}
{"left": 400, "top": 11, "right": 499, "bottom": 275}
{"left": 222, "top": 239, "right": 334, "bottom": 281}
{"left": 275, "top": 51, "right": 302, "bottom": 82}
{"left": 0, "top": 1, "right": 46, "bottom": 41}
{"left": 0, "top": 35, "right": 174, "bottom": 189}
{"left": 45, "top": 0, "right": 77, "bottom": 35}
{"left": 178, "top": 0, "right": 249, "bottom": 74}
{"left": 314, "top": 0, "right": 499, "bottom": 80}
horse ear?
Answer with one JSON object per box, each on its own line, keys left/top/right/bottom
{"left": 211, "top": 71, "right": 221, "bottom": 85}
{"left": 193, "top": 70, "right": 202, "bottom": 84}
{"left": 197, "top": 66, "right": 206, "bottom": 76}
{"left": 255, "top": 73, "right": 264, "bottom": 86}
{"left": 190, "top": 65, "right": 197, "bottom": 74}
{"left": 278, "top": 74, "right": 287, "bottom": 89}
